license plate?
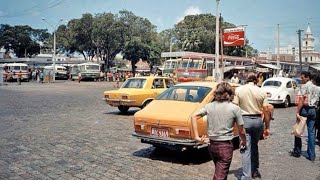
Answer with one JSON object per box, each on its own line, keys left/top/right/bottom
{"left": 151, "top": 128, "right": 169, "bottom": 138}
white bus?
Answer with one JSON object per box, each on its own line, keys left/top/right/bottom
{"left": 5, "top": 63, "right": 29, "bottom": 81}
{"left": 70, "top": 62, "right": 100, "bottom": 81}
{"left": 43, "top": 65, "right": 68, "bottom": 80}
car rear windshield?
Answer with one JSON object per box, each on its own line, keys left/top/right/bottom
{"left": 122, "top": 78, "right": 146, "bottom": 88}
{"left": 156, "top": 86, "right": 211, "bottom": 103}
{"left": 263, "top": 80, "right": 282, "bottom": 87}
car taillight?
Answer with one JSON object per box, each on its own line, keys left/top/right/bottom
{"left": 122, "top": 95, "right": 128, "bottom": 99}
{"left": 135, "top": 124, "right": 145, "bottom": 130}
{"left": 175, "top": 129, "right": 190, "bottom": 136}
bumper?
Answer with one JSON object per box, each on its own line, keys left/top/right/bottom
{"left": 267, "top": 99, "right": 284, "bottom": 104}
{"left": 132, "top": 132, "right": 205, "bottom": 147}
{"left": 102, "top": 98, "right": 136, "bottom": 106}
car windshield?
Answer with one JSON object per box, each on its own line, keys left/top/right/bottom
{"left": 121, "top": 78, "right": 146, "bottom": 88}
{"left": 263, "top": 80, "right": 282, "bottom": 87}
{"left": 156, "top": 86, "right": 211, "bottom": 103}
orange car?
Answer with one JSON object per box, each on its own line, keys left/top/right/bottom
{"left": 103, "top": 76, "right": 174, "bottom": 113}
{"left": 132, "top": 81, "right": 240, "bottom": 150}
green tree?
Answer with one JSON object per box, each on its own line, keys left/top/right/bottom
{"left": 55, "top": 13, "right": 94, "bottom": 60}
{"left": 120, "top": 10, "right": 158, "bottom": 76}
{"left": 0, "top": 24, "right": 49, "bottom": 58}
{"left": 172, "top": 14, "right": 257, "bottom": 57}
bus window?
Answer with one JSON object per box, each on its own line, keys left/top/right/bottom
{"left": 13, "top": 66, "right": 20, "bottom": 71}
{"left": 86, "top": 65, "right": 99, "bottom": 70}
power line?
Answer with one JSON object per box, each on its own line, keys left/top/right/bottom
{"left": 0, "top": 0, "right": 66, "bottom": 18}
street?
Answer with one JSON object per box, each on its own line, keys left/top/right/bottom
{"left": 0, "top": 81, "right": 319, "bottom": 180}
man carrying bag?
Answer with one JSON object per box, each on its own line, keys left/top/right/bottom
{"left": 289, "top": 72, "right": 319, "bottom": 162}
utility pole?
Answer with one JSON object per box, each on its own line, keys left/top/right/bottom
{"left": 214, "top": 0, "right": 220, "bottom": 82}
{"left": 297, "top": 29, "right": 303, "bottom": 73}
{"left": 277, "top": 24, "right": 280, "bottom": 68}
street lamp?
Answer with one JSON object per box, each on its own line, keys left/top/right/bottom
{"left": 214, "top": 0, "right": 220, "bottom": 82}
{"left": 42, "top": 18, "right": 63, "bottom": 82}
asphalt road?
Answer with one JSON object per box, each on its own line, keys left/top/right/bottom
{"left": 0, "top": 81, "right": 319, "bottom": 180}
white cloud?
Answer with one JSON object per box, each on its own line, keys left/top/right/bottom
{"left": 176, "top": 6, "right": 202, "bottom": 23}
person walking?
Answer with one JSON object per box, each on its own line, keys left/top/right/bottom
{"left": 289, "top": 71, "right": 319, "bottom": 162}
{"left": 233, "top": 73, "right": 271, "bottom": 179}
{"left": 17, "top": 71, "right": 22, "bottom": 85}
{"left": 256, "top": 73, "right": 264, "bottom": 87}
{"left": 78, "top": 72, "right": 82, "bottom": 83}
{"left": 39, "top": 71, "right": 44, "bottom": 83}
{"left": 191, "top": 82, "right": 247, "bottom": 180}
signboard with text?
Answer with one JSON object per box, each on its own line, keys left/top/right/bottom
{"left": 223, "top": 27, "right": 245, "bottom": 46}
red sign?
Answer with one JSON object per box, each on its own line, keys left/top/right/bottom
{"left": 223, "top": 27, "right": 245, "bottom": 46}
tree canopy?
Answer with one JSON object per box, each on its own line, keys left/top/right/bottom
{"left": 0, "top": 10, "right": 257, "bottom": 69}
{"left": 0, "top": 24, "right": 49, "bottom": 58}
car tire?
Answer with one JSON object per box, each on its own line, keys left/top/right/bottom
{"left": 118, "top": 106, "right": 129, "bottom": 113}
{"left": 142, "top": 100, "right": 152, "bottom": 109}
{"left": 283, "top": 96, "right": 290, "bottom": 108}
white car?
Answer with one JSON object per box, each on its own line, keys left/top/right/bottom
{"left": 261, "top": 77, "right": 298, "bottom": 108}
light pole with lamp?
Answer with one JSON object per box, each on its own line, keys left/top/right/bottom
{"left": 42, "top": 18, "right": 63, "bottom": 82}
{"left": 214, "top": 0, "right": 220, "bottom": 82}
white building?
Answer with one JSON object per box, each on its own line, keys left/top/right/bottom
{"left": 273, "top": 25, "right": 320, "bottom": 63}
{"left": 301, "top": 25, "right": 320, "bottom": 63}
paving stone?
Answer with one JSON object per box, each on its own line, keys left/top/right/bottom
{"left": 0, "top": 81, "right": 319, "bottom": 180}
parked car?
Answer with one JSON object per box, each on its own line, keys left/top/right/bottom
{"left": 261, "top": 77, "right": 298, "bottom": 108}
{"left": 132, "top": 81, "right": 240, "bottom": 151}
{"left": 103, "top": 76, "right": 174, "bottom": 113}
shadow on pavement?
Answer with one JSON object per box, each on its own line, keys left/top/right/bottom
{"left": 104, "top": 110, "right": 139, "bottom": 116}
{"left": 132, "top": 146, "right": 211, "bottom": 165}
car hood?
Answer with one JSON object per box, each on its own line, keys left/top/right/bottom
{"left": 134, "top": 100, "right": 201, "bottom": 127}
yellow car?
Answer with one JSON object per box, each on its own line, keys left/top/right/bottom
{"left": 103, "top": 76, "right": 174, "bottom": 113}
{"left": 132, "top": 81, "right": 240, "bottom": 150}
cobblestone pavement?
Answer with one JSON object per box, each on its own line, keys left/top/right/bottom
{"left": 0, "top": 81, "right": 319, "bottom": 180}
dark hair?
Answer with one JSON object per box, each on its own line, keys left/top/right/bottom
{"left": 301, "top": 71, "right": 312, "bottom": 79}
{"left": 213, "top": 82, "right": 234, "bottom": 102}
{"left": 246, "top": 73, "right": 257, "bottom": 83}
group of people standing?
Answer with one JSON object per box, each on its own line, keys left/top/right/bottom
{"left": 192, "top": 71, "right": 319, "bottom": 179}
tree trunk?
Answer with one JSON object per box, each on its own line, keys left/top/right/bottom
{"left": 131, "top": 61, "right": 136, "bottom": 77}
{"left": 81, "top": 51, "right": 87, "bottom": 60}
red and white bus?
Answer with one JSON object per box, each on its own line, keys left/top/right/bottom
{"left": 176, "top": 54, "right": 214, "bottom": 82}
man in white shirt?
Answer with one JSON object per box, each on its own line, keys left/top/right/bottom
{"left": 230, "top": 73, "right": 239, "bottom": 84}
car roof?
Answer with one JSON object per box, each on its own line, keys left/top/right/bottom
{"left": 264, "top": 77, "right": 293, "bottom": 82}
{"left": 128, "top": 76, "right": 169, "bottom": 80}
{"left": 174, "top": 81, "right": 239, "bottom": 88}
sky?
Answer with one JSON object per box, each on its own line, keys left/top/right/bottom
{"left": 0, "top": 0, "right": 320, "bottom": 53}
